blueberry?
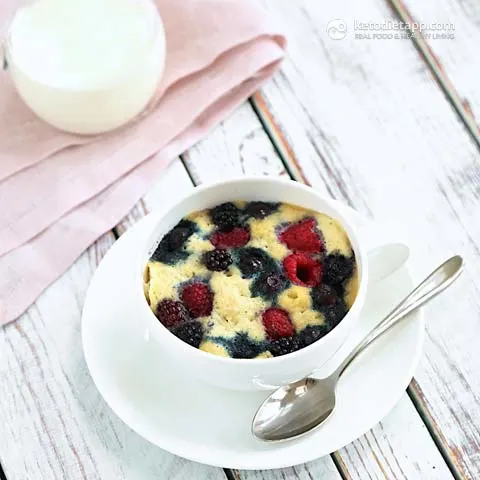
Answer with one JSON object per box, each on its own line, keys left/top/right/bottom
{"left": 244, "top": 201, "right": 279, "bottom": 219}
{"left": 237, "top": 247, "right": 275, "bottom": 278}
{"left": 251, "top": 271, "right": 288, "bottom": 300}
{"left": 236, "top": 249, "right": 287, "bottom": 300}
{"left": 310, "top": 283, "right": 348, "bottom": 330}
{"left": 150, "top": 219, "right": 197, "bottom": 265}
{"left": 229, "top": 333, "right": 262, "bottom": 359}
{"left": 266, "top": 273, "right": 286, "bottom": 290}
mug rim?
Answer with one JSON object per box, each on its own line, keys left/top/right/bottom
{"left": 135, "top": 176, "right": 369, "bottom": 366}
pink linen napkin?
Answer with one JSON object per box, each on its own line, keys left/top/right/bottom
{"left": 0, "top": 0, "right": 286, "bottom": 326}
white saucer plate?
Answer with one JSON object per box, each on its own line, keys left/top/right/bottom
{"left": 82, "top": 205, "right": 424, "bottom": 470}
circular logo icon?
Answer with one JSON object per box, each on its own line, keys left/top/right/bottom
{"left": 326, "top": 19, "right": 347, "bottom": 40}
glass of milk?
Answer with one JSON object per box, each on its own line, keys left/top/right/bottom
{"left": 3, "top": 0, "right": 166, "bottom": 135}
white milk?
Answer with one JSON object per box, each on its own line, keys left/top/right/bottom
{"left": 5, "top": 0, "right": 166, "bottom": 134}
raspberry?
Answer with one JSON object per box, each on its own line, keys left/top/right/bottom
{"left": 252, "top": 271, "right": 288, "bottom": 300}
{"left": 210, "top": 202, "right": 241, "bottom": 230}
{"left": 170, "top": 320, "right": 204, "bottom": 348}
{"left": 279, "top": 218, "right": 322, "bottom": 253}
{"left": 297, "top": 325, "right": 328, "bottom": 347}
{"left": 155, "top": 299, "right": 189, "bottom": 328}
{"left": 181, "top": 283, "right": 213, "bottom": 318}
{"left": 229, "top": 333, "right": 262, "bottom": 359}
{"left": 283, "top": 253, "right": 322, "bottom": 287}
{"left": 244, "top": 201, "right": 279, "bottom": 219}
{"left": 150, "top": 219, "right": 196, "bottom": 265}
{"left": 262, "top": 307, "right": 295, "bottom": 340}
{"left": 237, "top": 247, "right": 275, "bottom": 278}
{"left": 323, "top": 253, "right": 355, "bottom": 285}
{"left": 211, "top": 227, "right": 250, "bottom": 248}
{"left": 268, "top": 336, "right": 302, "bottom": 357}
{"left": 202, "top": 249, "right": 232, "bottom": 271}
{"left": 311, "top": 284, "right": 337, "bottom": 307}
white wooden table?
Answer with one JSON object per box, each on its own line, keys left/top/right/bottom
{"left": 1, "top": 0, "right": 479, "bottom": 478}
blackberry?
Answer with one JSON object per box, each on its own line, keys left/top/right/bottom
{"left": 202, "top": 249, "right": 232, "bottom": 272}
{"left": 155, "top": 299, "right": 188, "bottom": 328}
{"left": 170, "top": 320, "right": 204, "bottom": 348}
{"left": 244, "top": 201, "right": 279, "bottom": 219}
{"left": 237, "top": 247, "right": 274, "bottom": 278}
{"left": 210, "top": 202, "right": 241, "bottom": 230}
{"left": 323, "top": 253, "right": 354, "bottom": 285}
{"left": 298, "top": 325, "right": 328, "bottom": 347}
{"left": 229, "top": 333, "right": 262, "bottom": 359}
{"left": 150, "top": 219, "right": 197, "bottom": 265}
{"left": 251, "top": 271, "right": 288, "bottom": 300}
{"left": 310, "top": 283, "right": 348, "bottom": 330}
{"left": 323, "top": 298, "right": 348, "bottom": 328}
{"left": 311, "top": 284, "right": 338, "bottom": 309}
{"left": 268, "top": 336, "right": 302, "bottom": 357}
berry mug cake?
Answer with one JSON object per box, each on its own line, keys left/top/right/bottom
{"left": 143, "top": 200, "right": 359, "bottom": 359}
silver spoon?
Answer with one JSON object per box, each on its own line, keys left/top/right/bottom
{"left": 252, "top": 255, "right": 464, "bottom": 442}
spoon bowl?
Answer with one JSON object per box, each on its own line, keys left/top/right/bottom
{"left": 253, "top": 377, "right": 337, "bottom": 442}
{"left": 252, "top": 255, "right": 464, "bottom": 442}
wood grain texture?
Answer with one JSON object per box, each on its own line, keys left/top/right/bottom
{"left": 234, "top": 460, "right": 342, "bottom": 480}
{"left": 335, "top": 397, "right": 452, "bottom": 479}
{"left": 2, "top": 1, "right": 478, "bottom": 476}
{"left": 0, "top": 168, "right": 227, "bottom": 480}
{"left": 181, "top": 102, "right": 288, "bottom": 184}
{"left": 115, "top": 159, "right": 195, "bottom": 235}
{"left": 254, "top": 0, "right": 480, "bottom": 477}
{"left": 180, "top": 102, "right": 453, "bottom": 479}
{"left": 389, "top": 0, "right": 480, "bottom": 144}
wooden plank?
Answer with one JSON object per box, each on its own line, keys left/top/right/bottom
{"left": 235, "top": 398, "right": 453, "bottom": 479}
{"left": 115, "top": 159, "right": 195, "bottom": 235}
{"left": 335, "top": 396, "right": 453, "bottom": 479}
{"left": 388, "top": 0, "right": 480, "bottom": 145}
{"left": 0, "top": 166, "right": 227, "bottom": 480}
{"left": 180, "top": 101, "right": 288, "bottom": 184}
{"left": 231, "top": 460, "right": 342, "bottom": 480}
{"left": 180, "top": 103, "right": 453, "bottom": 478}
{"left": 253, "top": 0, "right": 480, "bottom": 477}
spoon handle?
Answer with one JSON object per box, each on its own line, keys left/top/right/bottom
{"left": 333, "top": 255, "right": 464, "bottom": 379}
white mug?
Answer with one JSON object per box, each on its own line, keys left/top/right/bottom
{"left": 134, "top": 177, "right": 409, "bottom": 391}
